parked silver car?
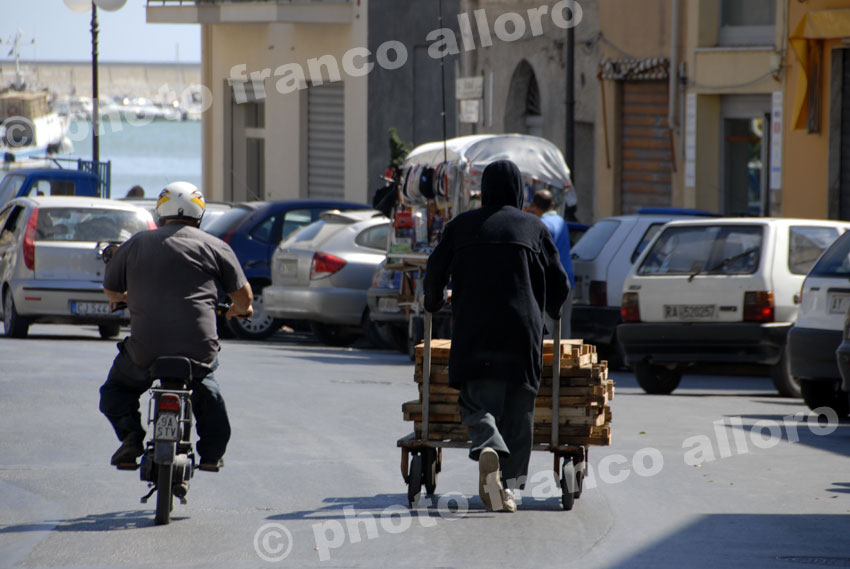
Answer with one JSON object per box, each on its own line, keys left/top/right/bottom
{"left": 0, "top": 196, "right": 156, "bottom": 338}
{"left": 264, "top": 209, "right": 390, "bottom": 346}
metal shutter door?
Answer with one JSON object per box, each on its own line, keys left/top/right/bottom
{"left": 841, "top": 53, "right": 850, "bottom": 220}
{"left": 308, "top": 83, "right": 345, "bottom": 200}
{"left": 620, "top": 81, "right": 672, "bottom": 213}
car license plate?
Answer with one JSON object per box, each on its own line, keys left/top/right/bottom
{"left": 279, "top": 260, "right": 297, "bottom": 276}
{"left": 155, "top": 413, "right": 180, "bottom": 441}
{"left": 828, "top": 293, "right": 850, "bottom": 315}
{"left": 664, "top": 304, "right": 715, "bottom": 320}
{"left": 70, "top": 301, "right": 113, "bottom": 316}
{"left": 378, "top": 297, "right": 399, "bottom": 313}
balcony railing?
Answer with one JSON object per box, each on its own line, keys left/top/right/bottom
{"left": 146, "top": 0, "right": 354, "bottom": 24}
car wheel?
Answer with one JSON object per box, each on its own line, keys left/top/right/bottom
{"left": 770, "top": 346, "right": 801, "bottom": 398}
{"left": 362, "top": 308, "right": 389, "bottom": 349}
{"left": 310, "top": 322, "right": 359, "bottom": 347}
{"left": 633, "top": 362, "right": 682, "bottom": 395}
{"left": 227, "top": 287, "right": 284, "bottom": 340}
{"left": 3, "top": 288, "right": 29, "bottom": 339}
{"left": 98, "top": 323, "right": 121, "bottom": 339}
{"left": 800, "top": 378, "right": 850, "bottom": 417}
{"left": 599, "top": 334, "right": 626, "bottom": 371}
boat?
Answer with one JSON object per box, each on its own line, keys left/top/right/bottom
{"left": 0, "top": 32, "right": 70, "bottom": 161}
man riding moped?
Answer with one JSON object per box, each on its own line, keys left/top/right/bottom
{"left": 99, "top": 181, "right": 253, "bottom": 471}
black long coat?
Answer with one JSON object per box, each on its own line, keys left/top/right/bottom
{"left": 423, "top": 160, "right": 570, "bottom": 393}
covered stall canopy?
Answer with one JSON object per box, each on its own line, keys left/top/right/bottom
{"left": 400, "top": 134, "right": 575, "bottom": 216}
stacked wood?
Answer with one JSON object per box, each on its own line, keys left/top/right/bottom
{"left": 405, "top": 338, "right": 614, "bottom": 447}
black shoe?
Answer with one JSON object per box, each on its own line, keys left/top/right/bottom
{"left": 198, "top": 457, "right": 224, "bottom": 472}
{"left": 110, "top": 432, "right": 145, "bottom": 467}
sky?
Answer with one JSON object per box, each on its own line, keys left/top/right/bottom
{"left": 0, "top": 0, "right": 201, "bottom": 63}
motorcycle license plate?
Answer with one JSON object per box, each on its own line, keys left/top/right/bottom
{"left": 155, "top": 413, "right": 179, "bottom": 441}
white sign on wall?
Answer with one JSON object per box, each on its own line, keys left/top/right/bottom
{"left": 770, "top": 91, "right": 783, "bottom": 191}
{"left": 459, "top": 99, "right": 480, "bottom": 124}
{"left": 456, "top": 76, "right": 484, "bottom": 100}
{"left": 685, "top": 93, "right": 697, "bottom": 189}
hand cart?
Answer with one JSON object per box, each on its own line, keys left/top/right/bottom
{"left": 397, "top": 312, "right": 592, "bottom": 511}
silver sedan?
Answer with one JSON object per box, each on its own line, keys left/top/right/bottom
{"left": 264, "top": 210, "right": 390, "bottom": 346}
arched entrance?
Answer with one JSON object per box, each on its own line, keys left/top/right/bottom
{"left": 504, "top": 60, "right": 542, "bottom": 136}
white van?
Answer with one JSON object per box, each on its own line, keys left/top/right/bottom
{"left": 617, "top": 218, "right": 850, "bottom": 397}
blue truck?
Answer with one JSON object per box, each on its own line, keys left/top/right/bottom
{"left": 0, "top": 158, "right": 111, "bottom": 207}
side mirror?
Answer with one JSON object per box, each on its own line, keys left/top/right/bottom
{"left": 97, "top": 242, "right": 120, "bottom": 264}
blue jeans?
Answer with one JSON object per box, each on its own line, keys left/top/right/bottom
{"left": 99, "top": 341, "right": 231, "bottom": 462}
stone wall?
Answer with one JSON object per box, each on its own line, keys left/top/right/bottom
{"left": 0, "top": 60, "right": 201, "bottom": 100}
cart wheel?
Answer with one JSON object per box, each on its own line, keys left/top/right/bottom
{"left": 561, "top": 460, "right": 576, "bottom": 511}
{"left": 572, "top": 456, "right": 585, "bottom": 499}
{"left": 423, "top": 448, "right": 439, "bottom": 496}
{"left": 407, "top": 453, "right": 423, "bottom": 507}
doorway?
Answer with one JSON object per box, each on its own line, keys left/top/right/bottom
{"left": 721, "top": 96, "right": 771, "bottom": 215}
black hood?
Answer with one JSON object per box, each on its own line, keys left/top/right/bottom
{"left": 481, "top": 160, "right": 523, "bottom": 209}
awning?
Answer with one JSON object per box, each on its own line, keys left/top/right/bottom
{"left": 790, "top": 8, "right": 850, "bottom": 131}
{"left": 598, "top": 58, "right": 669, "bottom": 81}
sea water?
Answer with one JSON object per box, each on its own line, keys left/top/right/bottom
{"left": 63, "top": 118, "right": 201, "bottom": 199}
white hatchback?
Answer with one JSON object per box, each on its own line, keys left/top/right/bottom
{"left": 617, "top": 218, "right": 850, "bottom": 397}
{"left": 0, "top": 196, "right": 155, "bottom": 338}
{"left": 570, "top": 209, "right": 718, "bottom": 366}
{"left": 789, "top": 230, "right": 850, "bottom": 416}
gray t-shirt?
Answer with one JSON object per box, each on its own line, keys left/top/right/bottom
{"left": 104, "top": 223, "right": 248, "bottom": 369}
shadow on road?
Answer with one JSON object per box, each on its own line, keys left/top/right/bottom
{"left": 729, "top": 412, "right": 850, "bottom": 461}
{"left": 265, "top": 492, "right": 565, "bottom": 521}
{"left": 603, "top": 514, "right": 850, "bottom": 569}
{"left": 0, "top": 510, "right": 183, "bottom": 532}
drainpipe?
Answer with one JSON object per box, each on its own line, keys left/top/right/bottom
{"left": 668, "top": 0, "right": 680, "bottom": 131}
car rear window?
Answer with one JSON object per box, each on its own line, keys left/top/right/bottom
{"left": 807, "top": 231, "right": 850, "bottom": 277}
{"left": 284, "top": 217, "right": 361, "bottom": 248}
{"left": 202, "top": 207, "right": 252, "bottom": 237}
{"left": 788, "top": 226, "right": 840, "bottom": 275}
{"left": 630, "top": 223, "right": 667, "bottom": 263}
{"left": 571, "top": 219, "right": 621, "bottom": 261}
{"left": 355, "top": 223, "right": 390, "bottom": 250}
{"left": 638, "top": 225, "right": 763, "bottom": 276}
{"left": 37, "top": 208, "right": 150, "bottom": 242}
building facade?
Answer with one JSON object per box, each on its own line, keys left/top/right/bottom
{"left": 148, "top": 0, "right": 600, "bottom": 221}
{"left": 452, "top": 0, "right": 600, "bottom": 223}
{"left": 148, "top": 0, "right": 460, "bottom": 204}
{"left": 783, "top": 1, "right": 850, "bottom": 220}
{"left": 596, "top": 0, "right": 850, "bottom": 222}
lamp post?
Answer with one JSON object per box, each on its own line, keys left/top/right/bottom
{"left": 63, "top": 0, "right": 127, "bottom": 163}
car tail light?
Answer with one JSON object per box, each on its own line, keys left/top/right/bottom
{"left": 158, "top": 394, "right": 181, "bottom": 412}
{"left": 146, "top": 218, "right": 157, "bottom": 230}
{"left": 222, "top": 229, "right": 236, "bottom": 244}
{"left": 589, "top": 280, "right": 607, "bottom": 306}
{"left": 23, "top": 208, "right": 38, "bottom": 270}
{"left": 743, "top": 291, "right": 774, "bottom": 323}
{"left": 621, "top": 292, "right": 641, "bottom": 323}
{"left": 310, "top": 252, "right": 347, "bottom": 280}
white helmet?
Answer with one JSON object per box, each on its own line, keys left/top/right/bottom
{"left": 156, "top": 181, "right": 205, "bottom": 223}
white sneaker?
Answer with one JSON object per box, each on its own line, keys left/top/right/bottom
{"left": 501, "top": 489, "right": 517, "bottom": 513}
{"left": 478, "top": 447, "right": 505, "bottom": 511}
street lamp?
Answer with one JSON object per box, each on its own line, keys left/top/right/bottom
{"left": 63, "top": 0, "right": 127, "bottom": 163}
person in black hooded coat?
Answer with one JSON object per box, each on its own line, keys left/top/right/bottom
{"left": 424, "top": 159, "right": 569, "bottom": 512}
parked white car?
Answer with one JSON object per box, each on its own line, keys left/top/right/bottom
{"left": 0, "top": 196, "right": 156, "bottom": 338}
{"left": 570, "top": 208, "right": 717, "bottom": 366}
{"left": 617, "top": 217, "right": 850, "bottom": 397}
{"left": 790, "top": 230, "right": 850, "bottom": 415}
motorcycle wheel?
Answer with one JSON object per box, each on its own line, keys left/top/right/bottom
{"left": 155, "top": 463, "right": 173, "bottom": 525}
